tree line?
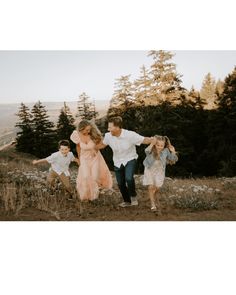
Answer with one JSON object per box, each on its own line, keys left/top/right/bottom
{"left": 15, "top": 50, "right": 236, "bottom": 177}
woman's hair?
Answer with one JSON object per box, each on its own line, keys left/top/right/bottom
{"left": 77, "top": 120, "right": 102, "bottom": 144}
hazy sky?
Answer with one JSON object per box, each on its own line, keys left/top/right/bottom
{"left": 0, "top": 50, "right": 235, "bottom": 104}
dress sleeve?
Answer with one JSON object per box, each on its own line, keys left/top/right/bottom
{"left": 46, "top": 153, "right": 57, "bottom": 164}
{"left": 70, "top": 130, "right": 80, "bottom": 144}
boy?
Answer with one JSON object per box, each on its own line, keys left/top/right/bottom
{"left": 32, "top": 140, "right": 79, "bottom": 200}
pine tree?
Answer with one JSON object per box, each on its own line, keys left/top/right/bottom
{"left": 200, "top": 73, "right": 217, "bottom": 109}
{"left": 76, "top": 92, "right": 98, "bottom": 120}
{"left": 217, "top": 67, "right": 236, "bottom": 175}
{"left": 133, "top": 65, "right": 152, "bottom": 105}
{"left": 108, "top": 75, "right": 134, "bottom": 117}
{"left": 57, "top": 102, "right": 75, "bottom": 140}
{"left": 15, "top": 103, "right": 34, "bottom": 153}
{"left": 188, "top": 86, "right": 206, "bottom": 109}
{"left": 215, "top": 79, "right": 224, "bottom": 96}
{"left": 147, "top": 50, "right": 184, "bottom": 105}
{"left": 31, "top": 101, "right": 55, "bottom": 157}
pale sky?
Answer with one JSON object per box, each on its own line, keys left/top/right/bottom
{"left": 0, "top": 50, "right": 235, "bottom": 104}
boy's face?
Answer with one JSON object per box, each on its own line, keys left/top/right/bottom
{"left": 59, "top": 145, "right": 70, "bottom": 156}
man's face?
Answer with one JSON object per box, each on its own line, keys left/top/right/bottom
{"left": 108, "top": 122, "right": 120, "bottom": 136}
{"left": 59, "top": 145, "right": 70, "bottom": 156}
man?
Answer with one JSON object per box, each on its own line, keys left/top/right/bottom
{"left": 97, "top": 116, "right": 154, "bottom": 207}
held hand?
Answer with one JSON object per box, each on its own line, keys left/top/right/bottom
{"left": 151, "top": 137, "right": 157, "bottom": 145}
{"left": 75, "top": 158, "right": 80, "bottom": 165}
{"left": 32, "top": 160, "right": 37, "bottom": 165}
{"left": 91, "top": 150, "right": 98, "bottom": 157}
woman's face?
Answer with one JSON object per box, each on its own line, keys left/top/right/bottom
{"left": 81, "top": 125, "right": 91, "bottom": 135}
{"left": 155, "top": 140, "right": 165, "bottom": 152}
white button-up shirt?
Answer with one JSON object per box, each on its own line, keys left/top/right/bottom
{"left": 103, "top": 129, "right": 144, "bottom": 168}
{"left": 46, "top": 151, "right": 75, "bottom": 176}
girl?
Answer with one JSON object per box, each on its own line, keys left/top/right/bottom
{"left": 70, "top": 120, "right": 112, "bottom": 201}
{"left": 143, "top": 135, "right": 178, "bottom": 213}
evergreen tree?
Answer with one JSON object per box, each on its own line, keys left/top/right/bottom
{"left": 217, "top": 67, "right": 236, "bottom": 175}
{"left": 57, "top": 102, "right": 75, "bottom": 140}
{"left": 107, "top": 75, "right": 134, "bottom": 117}
{"left": 215, "top": 79, "right": 224, "bottom": 96}
{"left": 31, "top": 101, "right": 56, "bottom": 157}
{"left": 15, "top": 103, "right": 34, "bottom": 153}
{"left": 133, "top": 65, "right": 152, "bottom": 105}
{"left": 148, "top": 50, "right": 184, "bottom": 105}
{"left": 188, "top": 86, "right": 206, "bottom": 109}
{"left": 200, "top": 73, "right": 217, "bottom": 109}
{"left": 76, "top": 92, "right": 98, "bottom": 120}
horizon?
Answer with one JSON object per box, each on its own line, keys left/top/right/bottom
{"left": 0, "top": 50, "right": 236, "bottom": 105}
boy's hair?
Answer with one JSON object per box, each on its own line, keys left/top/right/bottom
{"left": 58, "top": 140, "right": 70, "bottom": 149}
{"left": 108, "top": 116, "right": 123, "bottom": 128}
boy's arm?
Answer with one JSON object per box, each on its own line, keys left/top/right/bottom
{"left": 32, "top": 159, "right": 48, "bottom": 165}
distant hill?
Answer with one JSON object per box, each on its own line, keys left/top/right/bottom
{"left": 0, "top": 100, "right": 109, "bottom": 145}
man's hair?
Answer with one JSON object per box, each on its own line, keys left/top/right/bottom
{"left": 58, "top": 140, "right": 70, "bottom": 149}
{"left": 108, "top": 116, "right": 123, "bottom": 128}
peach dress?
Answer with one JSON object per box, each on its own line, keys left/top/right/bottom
{"left": 70, "top": 130, "right": 113, "bottom": 201}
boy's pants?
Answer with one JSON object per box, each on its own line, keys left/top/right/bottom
{"left": 47, "top": 170, "right": 72, "bottom": 194}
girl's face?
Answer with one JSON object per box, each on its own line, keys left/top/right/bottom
{"left": 81, "top": 125, "right": 91, "bottom": 135}
{"left": 154, "top": 140, "right": 165, "bottom": 152}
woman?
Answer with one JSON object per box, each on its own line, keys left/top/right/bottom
{"left": 70, "top": 120, "right": 112, "bottom": 201}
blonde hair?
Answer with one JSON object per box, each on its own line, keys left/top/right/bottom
{"left": 77, "top": 120, "right": 102, "bottom": 144}
{"left": 151, "top": 135, "right": 176, "bottom": 165}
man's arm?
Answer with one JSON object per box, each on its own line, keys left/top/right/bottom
{"left": 142, "top": 137, "right": 154, "bottom": 145}
{"left": 95, "top": 142, "right": 107, "bottom": 150}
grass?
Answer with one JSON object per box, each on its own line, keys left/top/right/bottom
{"left": 1, "top": 146, "right": 236, "bottom": 220}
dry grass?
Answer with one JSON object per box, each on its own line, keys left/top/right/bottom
{"left": 1, "top": 146, "right": 236, "bottom": 220}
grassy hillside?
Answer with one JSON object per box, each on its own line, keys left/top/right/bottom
{"left": 0, "top": 145, "right": 236, "bottom": 221}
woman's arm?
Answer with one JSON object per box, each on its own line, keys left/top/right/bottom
{"left": 73, "top": 158, "right": 80, "bottom": 165}
{"left": 76, "top": 143, "right": 81, "bottom": 158}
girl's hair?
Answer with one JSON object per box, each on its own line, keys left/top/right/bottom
{"left": 151, "top": 135, "right": 176, "bottom": 164}
{"left": 151, "top": 135, "right": 166, "bottom": 159}
{"left": 77, "top": 120, "right": 102, "bottom": 144}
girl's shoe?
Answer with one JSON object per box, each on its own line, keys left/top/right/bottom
{"left": 151, "top": 205, "right": 157, "bottom": 211}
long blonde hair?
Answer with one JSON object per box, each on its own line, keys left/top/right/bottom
{"left": 77, "top": 120, "right": 102, "bottom": 144}
{"left": 151, "top": 135, "right": 176, "bottom": 165}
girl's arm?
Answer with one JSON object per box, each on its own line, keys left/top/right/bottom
{"left": 166, "top": 146, "right": 178, "bottom": 163}
{"left": 145, "top": 137, "right": 156, "bottom": 153}
{"left": 32, "top": 159, "right": 48, "bottom": 165}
